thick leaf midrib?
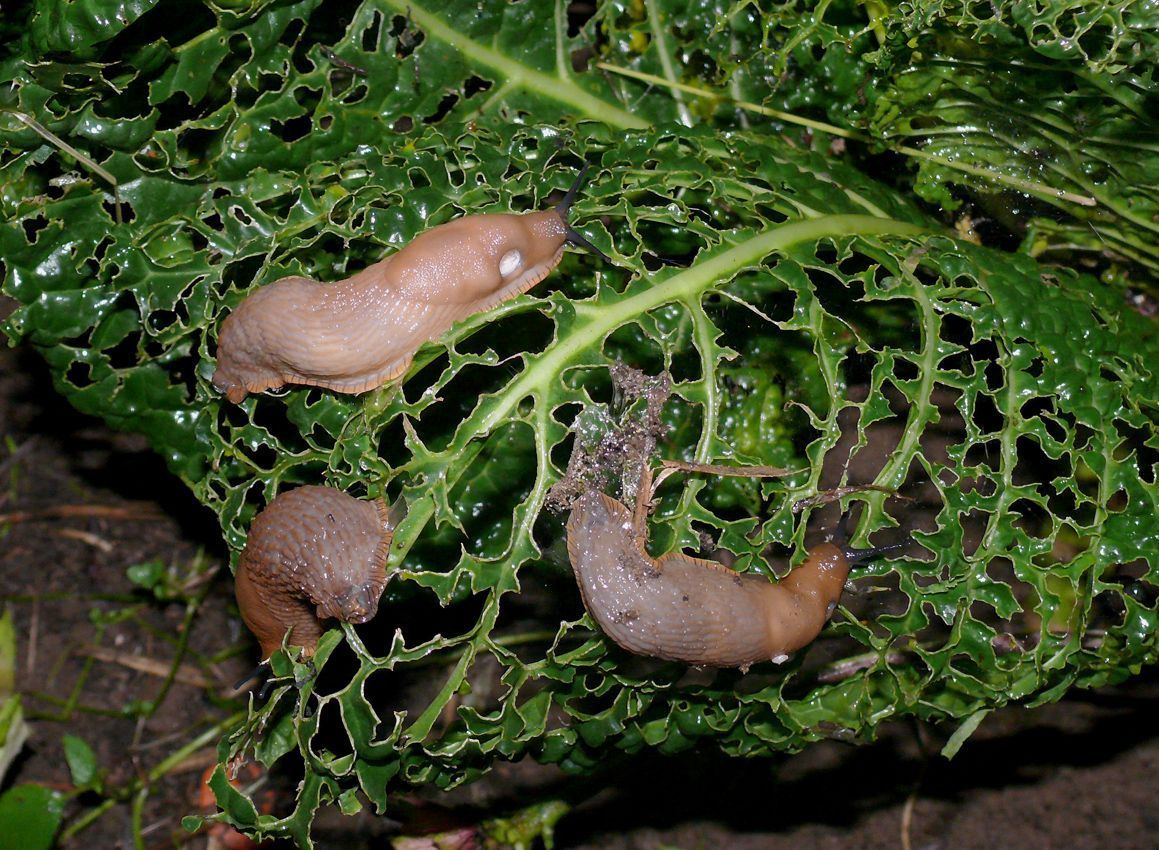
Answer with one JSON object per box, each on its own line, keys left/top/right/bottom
{"left": 393, "top": 214, "right": 928, "bottom": 559}
{"left": 381, "top": 0, "right": 648, "bottom": 130}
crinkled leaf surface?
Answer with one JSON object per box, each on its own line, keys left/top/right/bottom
{"left": 594, "top": 0, "right": 1159, "bottom": 292}
{"left": 1, "top": 0, "right": 1156, "bottom": 845}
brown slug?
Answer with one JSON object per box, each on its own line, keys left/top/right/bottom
{"left": 234, "top": 485, "right": 399, "bottom": 660}
{"left": 212, "top": 167, "right": 606, "bottom": 403}
{"left": 566, "top": 491, "right": 903, "bottom": 669}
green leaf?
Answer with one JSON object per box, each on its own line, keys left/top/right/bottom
{"left": 941, "top": 708, "right": 991, "bottom": 759}
{"left": 0, "top": 607, "right": 29, "bottom": 785}
{"left": 0, "top": 784, "right": 64, "bottom": 850}
{"left": 0, "top": 606, "right": 16, "bottom": 696}
{"left": 62, "top": 734, "right": 98, "bottom": 788}
{"left": 2, "top": 0, "right": 1157, "bottom": 841}
{"left": 0, "top": 696, "right": 28, "bottom": 787}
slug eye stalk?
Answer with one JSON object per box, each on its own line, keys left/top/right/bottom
{"left": 829, "top": 508, "right": 914, "bottom": 565}
{"left": 555, "top": 163, "right": 613, "bottom": 264}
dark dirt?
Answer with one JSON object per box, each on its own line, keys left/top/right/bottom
{"left": 1, "top": 299, "right": 1157, "bottom": 849}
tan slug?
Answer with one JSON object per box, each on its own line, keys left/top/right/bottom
{"left": 566, "top": 491, "right": 903, "bottom": 669}
{"left": 234, "top": 486, "right": 398, "bottom": 659}
{"left": 212, "top": 167, "right": 606, "bottom": 403}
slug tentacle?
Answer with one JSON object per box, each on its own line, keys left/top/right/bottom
{"left": 213, "top": 167, "right": 604, "bottom": 403}
{"left": 566, "top": 491, "right": 887, "bottom": 669}
{"left": 234, "top": 486, "right": 398, "bottom": 660}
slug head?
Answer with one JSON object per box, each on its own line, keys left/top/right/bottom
{"left": 389, "top": 210, "right": 571, "bottom": 305}
{"left": 389, "top": 164, "right": 609, "bottom": 306}
{"left": 317, "top": 581, "right": 382, "bottom": 624}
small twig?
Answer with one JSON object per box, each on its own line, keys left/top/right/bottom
{"left": 658, "top": 459, "right": 796, "bottom": 478}
{"left": 165, "top": 747, "right": 220, "bottom": 776}
{"left": 11, "top": 111, "right": 123, "bottom": 223}
{"left": 75, "top": 645, "right": 216, "bottom": 689}
{"left": 633, "top": 464, "right": 654, "bottom": 532}
{"left": 816, "top": 648, "right": 911, "bottom": 683}
{"left": 27, "top": 595, "right": 39, "bottom": 675}
{"left": 0, "top": 502, "right": 166, "bottom": 524}
{"left": 595, "top": 62, "right": 1098, "bottom": 208}
{"left": 653, "top": 459, "right": 798, "bottom": 497}
{"left": 320, "top": 45, "right": 368, "bottom": 76}
{"left": 793, "top": 484, "right": 904, "bottom": 512}
{"left": 57, "top": 528, "right": 115, "bottom": 553}
{"left": 900, "top": 789, "right": 917, "bottom": 850}
{"left": 0, "top": 436, "right": 37, "bottom": 478}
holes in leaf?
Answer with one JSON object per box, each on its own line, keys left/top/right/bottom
{"left": 250, "top": 399, "right": 309, "bottom": 455}
{"left": 309, "top": 699, "right": 354, "bottom": 761}
{"left": 969, "top": 390, "right": 1003, "bottom": 436}
{"left": 549, "top": 429, "right": 576, "bottom": 478}
{"left": 392, "top": 115, "right": 414, "bottom": 133}
{"left": 1114, "top": 418, "right": 1158, "bottom": 484}
{"left": 401, "top": 351, "right": 449, "bottom": 407}
{"left": 361, "top": 10, "right": 383, "bottom": 51}
{"left": 66, "top": 359, "right": 93, "bottom": 388}
{"left": 219, "top": 255, "right": 266, "bottom": 297}
{"left": 457, "top": 309, "right": 555, "bottom": 367}
{"left": 463, "top": 75, "right": 492, "bottom": 99}
{"left": 956, "top": 509, "right": 986, "bottom": 557}
{"left": 21, "top": 215, "right": 48, "bottom": 243}
{"left": 667, "top": 342, "right": 700, "bottom": 384}
{"left": 172, "top": 125, "right": 220, "bottom": 172}
{"left": 307, "top": 423, "right": 337, "bottom": 452}
{"left": 245, "top": 442, "right": 280, "bottom": 472}
{"left": 892, "top": 357, "right": 918, "bottom": 382}
{"left": 633, "top": 217, "right": 705, "bottom": 267}
{"left": 1011, "top": 498, "right": 1051, "bottom": 538}
{"left": 410, "top": 362, "right": 504, "bottom": 453}
{"left": 105, "top": 331, "right": 142, "bottom": 370}
{"left": 395, "top": 588, "right": 487, "bottom": 655}
{"left": 407, "top": 168, "right": 430, "bottom": 189}
{"left": 454, "top": 422, "right": 536, "bottom": 555}
{"left": 423, "top": 92, "right": 460, "bottom": 125}
{"left": 604, "top": 323, "right": 664, "bottom": 376}
{"left": 841, "top": 350, "right": 875, "bottom": 388}
{"left": 271, "top": 114, "right": 312, "bottom": 143}
{"left": 311, "top": 639, "right": 357, "bottom": 698}
{"left": 983, "top": 360, "right": 1004, "bottom": 392}
{"left": 1012, "top": 435, "right": 1070, "bottom": 487}
{"left": 811, "top": 267, "right": 866, "bottom": 321}
{"left": 964, "top": 439, "right": 1000, "bottom": 472}
{"left": 343, "top": 82, "right": 369, "bottom": 104}
{"left": 1087, "top": 589, "right": 1129, "bottom": 636}
{"left": 279, "top": 16, "right": 307, "bottom": 48}
{"left": 1106, "top": 488, "right": 1127, "bottom": 513}
{"left": 564, "top": 365, "right": 612, "bottom": 405}
{"left": 969, "top": 598, "right": 999, "bottom": 625}
{"left": 258, "top": 71, "right": 284, "bottom": 94}
{"left": 229, "top": 205, "right": 254, "bottom": 226}
{"left": 1019, "top": 395, "right": 1054, "bottom": 422}
{"left": 390, "top": 14, "right": 424, "bottom": 58}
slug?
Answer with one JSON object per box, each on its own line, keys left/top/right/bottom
{"left": 234, "top": 485, "right": 399, "bottom": 660}
{"left": 212, "top": 167, "right": 606, "bottom": 403}
{"left": 566, "top": 491, "right": 903, "bottom": 669}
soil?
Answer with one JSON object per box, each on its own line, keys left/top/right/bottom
{"left": 1, "top": 296, "right": 1157, "bottom": 850}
